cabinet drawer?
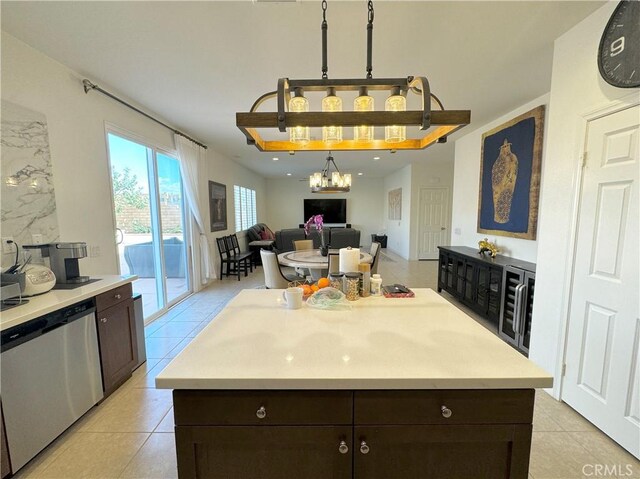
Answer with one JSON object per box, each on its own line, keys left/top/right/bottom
{"left": 174, "top": 390, "right": 352, "bottom": 426}
{"left": 354, "top": 389, "right": 534, "bottom": 425}
{"left": 95, "top": 283, "right": 132, "bottom": 311}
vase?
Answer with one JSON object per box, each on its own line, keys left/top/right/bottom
{"left": 491, "top": 139, "right": 518, "bottom": 224}
{"left": 320, "top": 244, "right": 329, "bottom": 257}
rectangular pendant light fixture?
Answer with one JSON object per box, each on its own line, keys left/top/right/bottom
{"left": 236, "top": 77, "right": 470, "bottom": 152}
{"left": 236, "top": 1, "right": 470, "bottom": 153}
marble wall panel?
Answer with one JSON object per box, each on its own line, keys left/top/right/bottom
{"left": 1, "top": 101, "right": 59, "bottom": 258}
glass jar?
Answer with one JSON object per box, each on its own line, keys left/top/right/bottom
{"left": 371, "top": 274, "right": 383, "bottom": 296}
{"left": 329, "top": 272, "right": 344, "bottom": 292}
{"left": 344, "top": 273, "right": 360, "bottom": 301}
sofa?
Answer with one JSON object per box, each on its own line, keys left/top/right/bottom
{"left": 124, "top": 237, "right": 185, "bottom": 278}
{"left": 274, "top": 228, "right": 306, "bottom": 252}
{"left": 273, "top": 227, "right": 360, "bottom": 252}
{"left": 327, "top": 228, "right": 360, "bottom": 249}
{"left": 246, "top": 223, "right": 274, "bottom": 243}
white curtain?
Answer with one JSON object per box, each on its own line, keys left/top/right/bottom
{"left": 175, "top": 134, "right": 215, "bottom": 284}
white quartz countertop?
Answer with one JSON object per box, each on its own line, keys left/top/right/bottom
{"left": 1, "top": 275, "right": 137, "bottom": 330}
{"left": 156, "top": 289, "right": 553, "bottom": 390}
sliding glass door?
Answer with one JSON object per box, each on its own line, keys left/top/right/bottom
{"left": 107, "top": 132, "right": 191, "bottom": 320}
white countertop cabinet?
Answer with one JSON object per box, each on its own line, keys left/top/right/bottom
{"left": 157, "top": 289, "right": 552, "bottom": 479}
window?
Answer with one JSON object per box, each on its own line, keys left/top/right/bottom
{"left": 234, "top": 185, "right": 257, "bottom": 232}
{"left": 107, "top": 132, "right": 191, "bottom": 319}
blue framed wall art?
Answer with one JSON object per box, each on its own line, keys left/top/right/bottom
{"left": 477, "top": 105, "right": 545, "bottom": 240}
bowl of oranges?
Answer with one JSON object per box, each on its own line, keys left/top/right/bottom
{"left": 288, "top": 277, "right": 331, "bottom": 300}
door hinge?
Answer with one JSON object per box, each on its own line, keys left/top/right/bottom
{"left": 562, "top": 363, "right": 567, "bottom": 377}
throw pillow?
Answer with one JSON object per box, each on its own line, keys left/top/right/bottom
{"left": 259, "top": 230, "right": 269, "bottom": 240}
{"left": 265, "top": 227, "right": 275, "bottom": 240}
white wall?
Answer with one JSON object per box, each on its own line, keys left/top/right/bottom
{"left": 202, "top": 149, "right": 266, "bottom": 281}
{"left": 451, "top": 93, "right": 550, "bottom": 263}
{"left": 408, "top": 159, "right": 455, "bottom": 260}
{"left": 1, "top": 32, "right": 175, "bottom": 275}
{"left": 383, "top": 165, "right": 412, "bottom": 258}
{"left": 1, "top": 32, "right": 267, "bottom": 283}
{"left": 529, "top": 2, "right": 638, "bottom": 396}
{"left": 265, "top": 177, "right": 384, "bottom": 247}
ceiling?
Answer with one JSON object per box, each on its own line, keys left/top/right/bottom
{"left": 1, "top": 1, "right": 603, "bottom": 179}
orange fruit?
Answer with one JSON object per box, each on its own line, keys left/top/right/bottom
{"left": 317, "top": 277, "right": 330, "bottom": 289}
{"left": 311, "top": 284, "right": 320, "bottom": 292}
{"left": 301, "top": 284, "right": 312, "bottom": 295}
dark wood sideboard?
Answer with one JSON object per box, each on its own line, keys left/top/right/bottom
{"left": 437, "top": 246, "right": 536, "bottom": 355}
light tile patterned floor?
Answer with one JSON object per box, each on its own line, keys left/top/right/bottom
{"left": 13, "top": 250, "right": 639, "bottom": 478}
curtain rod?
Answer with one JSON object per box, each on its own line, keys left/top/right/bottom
{"left": 82, "top": 79, "right": 208, "bottom": 150}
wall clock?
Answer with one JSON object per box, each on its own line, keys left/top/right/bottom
{"left": 598, "top": 0, "right": 640, "bottom": 88}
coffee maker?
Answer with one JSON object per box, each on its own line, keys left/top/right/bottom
{"left": 24, "top": 242, "right": 90, "bottom": 284}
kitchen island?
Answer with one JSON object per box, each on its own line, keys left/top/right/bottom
{"left": 156, "top": 288, "right": 552, "bottom": 478}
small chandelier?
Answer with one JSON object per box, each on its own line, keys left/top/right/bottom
{"left": 237, "top": 0, "right": 470, "bottom": 153}
{"left": 310, "top": 153, "right": 352, "bottom": 193}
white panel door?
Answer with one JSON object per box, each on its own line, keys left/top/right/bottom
{"left": 418, "top": 187, "right": 449, "bottom": 259}
{"left": 563, "top": 105, "right": 639, "bottom": 458}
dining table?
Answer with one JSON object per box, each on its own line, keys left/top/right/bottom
{"left": 277, "top": 248, "right": 373, "bottom": 280}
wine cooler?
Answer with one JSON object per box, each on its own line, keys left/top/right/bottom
{"left": 499, "top": 265, "right": 536, "bottom": 356}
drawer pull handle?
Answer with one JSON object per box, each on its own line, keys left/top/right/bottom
{"left": 256, "top": 406, "right": 266, "bottom": 419}
{"left": 100, "top": 318, "right": 107, "bottom": 323}
{"left": 441, "top": 405, "right": 452, "bottom": 418}
{"left": 114, "top": 294, "right": 122, "bottom": 299}
{"left": 338, "top": 440, "right": 349, "bottom": 454}
{"left": 360, "top": 440, "right": 370, "bottom": 455}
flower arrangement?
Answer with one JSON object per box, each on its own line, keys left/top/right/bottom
{"left": 304, "top": 214, "right": 328, "bottom": 253}
{"left": 304, "top": 214, "right": 324, "bottom": 235}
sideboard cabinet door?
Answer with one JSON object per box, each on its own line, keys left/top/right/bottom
{"left": 176, "top": 425, "right": 352, "bottom": 479}
{"left": 96, "top": 298, "right": 137, "bottom": 395}
{"left": 354, "top": 424, "right": 531, "bottom": 479}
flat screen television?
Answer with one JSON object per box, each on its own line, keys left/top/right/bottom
{"left": 304, "top": 199, "right": 347, "bottom": 224}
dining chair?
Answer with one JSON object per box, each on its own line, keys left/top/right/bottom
{"left": 293, "top": 239, "right": 313, "bottom": 251}
{"left": 216, "top": 237, "right": 233, "bottom": 279}
{"left": 217, "top": 236, "right": 249, "bottom": 281}
{"left": 260, "top": 250, "right": 300, "bottom": 289}
{"left": 370, "top": 241, "right": 381, "bottom": 274}
{"left": 293, "top": 239, "right": 314, "bottom": 277}
{"left": 229, "top": 234, "right": 254, "bottom": 271}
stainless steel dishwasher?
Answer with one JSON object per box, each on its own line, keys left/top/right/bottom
{"left": 0, "top": 299, "right": 104, "bottom": 472}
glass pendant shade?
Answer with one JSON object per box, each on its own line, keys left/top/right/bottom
{"left": 385, "top": 91, "right": 406, "bottom": 143}
{"left": 289, "top": 92, "right": 310, "bottom": 143}
{"left": 322, "top": 89, "right": 343, "bottom": 142}
{"left": 354, "top": 91, "right": 374, "bottom": 141}
{"left": 343, "top": 174, "right": 352, "bottom": 187}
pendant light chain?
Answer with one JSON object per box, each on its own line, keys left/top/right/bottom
{"left": 366, "top": 0, "right": 374, "bottom": 79}
{"left": 321, "top": 0, "right": 328, "bottom": 79}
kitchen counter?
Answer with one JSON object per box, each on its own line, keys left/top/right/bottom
{"left": 0, "top": 275, "right": 137, "bottom": 331}
{"left": 156, "top": 288, "right": 552, "bottom": 390}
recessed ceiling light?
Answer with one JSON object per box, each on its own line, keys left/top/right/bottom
{"left": 358, "top": 172, "right": 364, "bottom": 176}
{"left": 272, "top": 157, "right": 279, "bottom": 161}
{"left": 286, "top": 173, "right": 292, "bottom": 176}
{"left": 373, "top": 156, "right": 380, "bottom": 160}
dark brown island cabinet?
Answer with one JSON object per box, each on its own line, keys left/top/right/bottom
{"left": 173, "top": 389, "right": 534, "bottom": 479}
{"left": 95, "top": 282, "right": 138, "bottom": 396}
{"left": 437, "top": 246, "right": 536, "bottom": 355}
